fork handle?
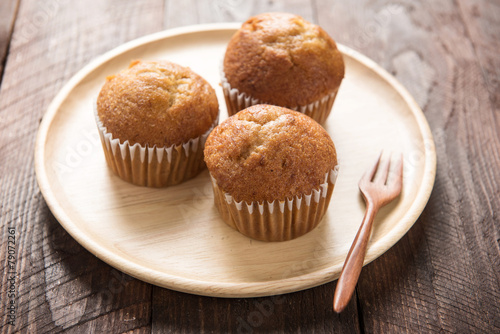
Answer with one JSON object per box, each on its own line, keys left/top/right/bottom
{"left": 333, "top": 202, "right": 379, "bottom": 313}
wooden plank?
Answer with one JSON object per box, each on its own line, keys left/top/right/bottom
{"left": 152, "top": 1, "right": 361, "bottom": 333}
{"left": 0, "top": 0, "right": 19, "bottom": 79}
{"left": 163, "top": 0, "right": 315, "bottom": 28}
{"left": 0, "top": 0, "right": 164, "bottom": 332}
{"left": 152, "top": 284, "right": 360, "bottom": 333}
{"left": 316, "top": 0, "right": 500, "bottom": 332}
{"left": 458, "top": 0, "right": 500, "bottom": 110}
{"left": 0, "top": 0, "right": 497, "bottom": 333}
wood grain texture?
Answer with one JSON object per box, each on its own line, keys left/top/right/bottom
{"left": 152, "top": 285, "right": 361, "bottom": 334}
{"left": 0, "top": 0, "right": 164, "bottom": 332}
{"left": 0, "top": 0, "right": 499, "bottom": 333}
{"left": 458, "top": 0, "right": 500, "bottom": 109}
{"left": 317, "top": 0, "right": 500, "bottom": 332}
{"left": 0, "top": 0, "right": 19, "bottom": 80}
{"left": 163, "top": 0, "right": 315, "bottom": 28}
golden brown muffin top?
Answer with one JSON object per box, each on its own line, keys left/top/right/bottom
{"left": 97, "top": 60, "right": 219, "bottom": 147}
{"left": 223, "top": 12, "right": 345, "bottom": 107}
{"left": 204, "top": 104, "right": 337, "bottom": 203}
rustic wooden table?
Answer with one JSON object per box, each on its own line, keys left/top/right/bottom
{"left": 1, "top": 0, "right": 499, "bottom": 333}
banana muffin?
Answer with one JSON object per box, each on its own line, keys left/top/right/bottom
{"left": 204, "top": 104, "right": 339, "bottom": 241}
{"left": 222, "top": 12, "right": 345, "bottom": 123}
{"left": 96, "top": 60, "right": 219, "bottom": 187}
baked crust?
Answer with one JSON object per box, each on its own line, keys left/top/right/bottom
{"left": 204, "top": 104, "right": 337, "bottom": 203}
{"left": 97, "top": 60, "right": 219, "bottom": 147}
{"left": 223, "top": 12, "right": 344, "bottom": 107}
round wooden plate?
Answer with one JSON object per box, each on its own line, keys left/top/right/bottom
{"left": 35, "top": 23, "right": 436, "bottom": 298}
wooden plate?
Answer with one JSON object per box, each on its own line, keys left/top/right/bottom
{"left": 35, "top": 23, "right": 436, "bottom": 298}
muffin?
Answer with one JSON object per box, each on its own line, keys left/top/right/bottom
{"left": 204, "top": 104, "right": 339, "bottom": 241}
{"left": 96, "top": 60, "right": 219, "bottom": 187}
{"left": 222, "top": 12, "right": 345, "bottom": 123}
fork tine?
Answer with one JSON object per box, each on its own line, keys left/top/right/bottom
{"left": 388, "top": 153, "right": 403, "bottom": 192}
{"left": 374, "top": 152, "right": 391, "bottom": 184}
{"left": 361, "top": 151, "right": 383, "bottom": 183}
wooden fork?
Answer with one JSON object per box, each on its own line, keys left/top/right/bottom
{"left": 333, "top": 152, "right": 403, "bottom": 313}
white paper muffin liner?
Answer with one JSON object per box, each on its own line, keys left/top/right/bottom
{"left": 211, "top": 166, "right": 339, "bottom": 242}
{"left": 220, "top": 68, "right": 339, "bottom": 124}
{"left": 94, "top": 105, "right": 218, "bottom": 187}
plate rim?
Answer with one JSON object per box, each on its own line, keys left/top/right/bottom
{"left": 35, "top": 23, "right": 436, "bottom": 297}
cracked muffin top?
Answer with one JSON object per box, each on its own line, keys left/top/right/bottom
{"left": 97, "top": 60, "right": 219, "bottom": 147}
{"left": 223, "top": 12, "right": 345, "bottom": 107}
{"left": 204, "top": 104, "right": 337, "bottom": 203}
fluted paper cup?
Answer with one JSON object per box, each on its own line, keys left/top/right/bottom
{"left": 211, "top": 166, "right": 339, "bottom": 242}
{"left": 221, "top": 68, "right": 339, "bottom": 124}
{"left": 94, "top": 105, "right": 218, "bottom": 187}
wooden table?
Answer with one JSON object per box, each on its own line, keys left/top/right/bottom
{"left": 1, "top": 0, "right": 499, "bottom": 333}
